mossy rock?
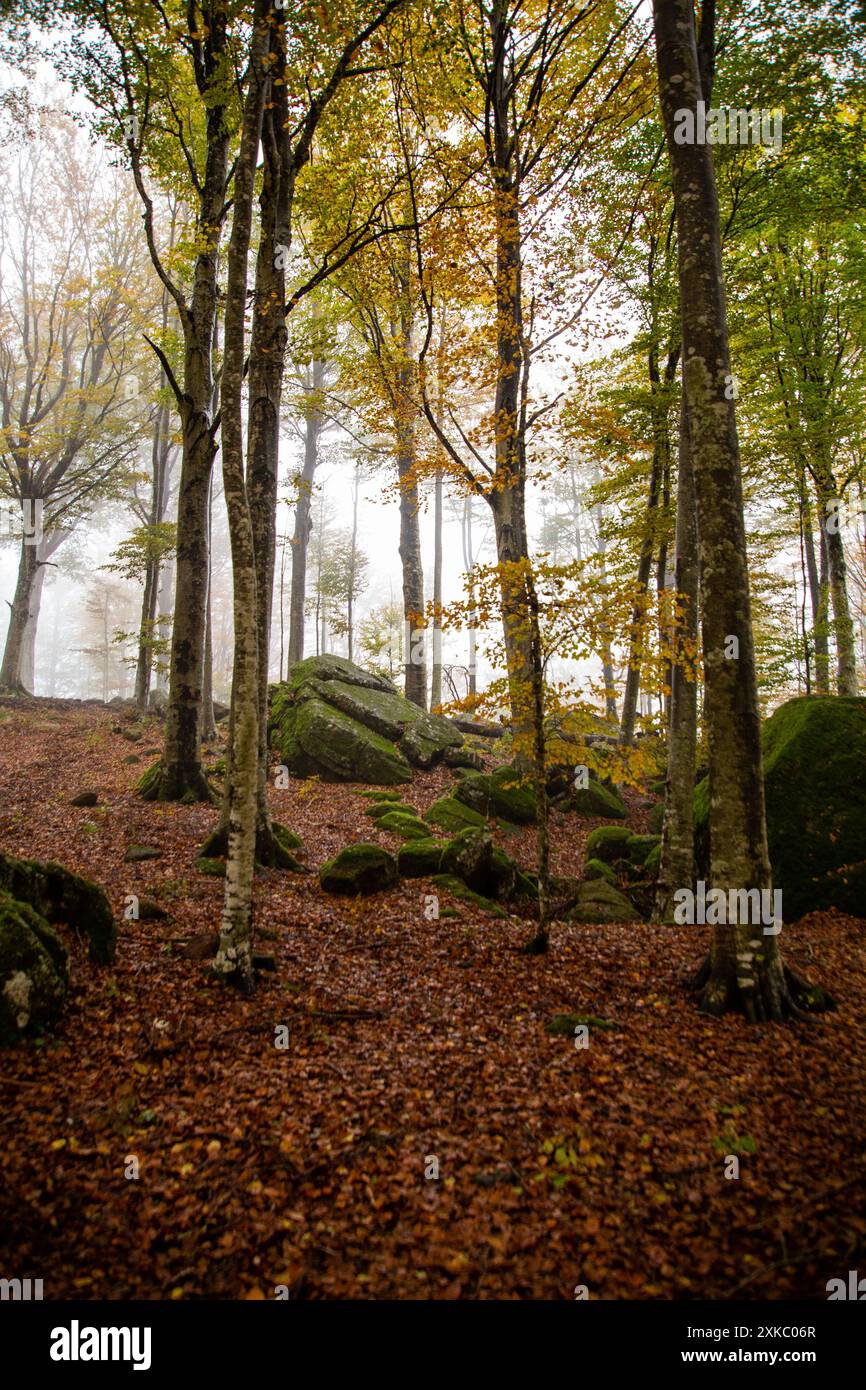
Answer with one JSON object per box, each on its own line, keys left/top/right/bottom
{"left": 364, "top": 800, "right": 417, "bottom": 820}
{"left": 397, "top": 839, "right": 446, "bottom": 878}
{"left": 453, "top": 765, "right": 536, "bottom": 824}
{"left": 375, "top": 811, "right": 431, "bottom": 841}
{"left": 124, "top": 844, "right": 163, "bottom": 863}
{"left": 583, "top": 857, "right": 617, "bottom": 885}
{"left": 359, "top": 790, "right": 403, "bottom": 803}
{"left": 269, "top": 655, "right": 463, "bottom": 783}
{"left": 584, "top": 825, "right": 634, "bottom": 865}
{"left": 694, "top": 696, "right": 866, "bottom": 920}
{"left": 571, "top": 778, "right": 627, "bottom": 820}
{"left": 626, "top": 834, "right": 661, "bottom": 865}
{"left": 0, "top": 891, "right": 68, "bottom": 1045}
{"left": 319, "top": 844, "right": 398, "bottom": 895}
{"left": 567, "top": 878, "right": 638, "bottom": 924}
{"left": 0, "top": 850, "right": 116, "bottom": 964}
{"left": 644, "top": 842, "right": 662, "bottom": 877}
{"left": 431, "top": 874, "right": 506, "bottom": 918}
{"left": 425, "top": 796, "right": 487, "bottom": 834}
{"left": 441, "top": 828, "right": 494, "bottom": 894}
{"left": 649, "top": 800, "right": 666, "bottom": 834}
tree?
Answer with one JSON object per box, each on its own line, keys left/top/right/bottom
{"left": 653, "top": 0, "right": 814, "bottom": 1019}
{"left": 0, "top": 114, "right": 150, "bottom": 691}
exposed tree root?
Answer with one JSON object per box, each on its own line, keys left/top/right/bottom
{"left": 199, "top": 818, "right": 303, "bottom": 871}
{"left": 137, "top": 758, "right": 217, "bottom": 804}
{"left": 687, "top": 954, "right": 836, "bottom": 1022}
{"left": 521, "top": 930, "right": 549, "bottom": 955}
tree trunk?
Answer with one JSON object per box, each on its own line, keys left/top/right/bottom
{"left": 288, "top": 359, "right": 325, "bottom": 668}
{"left": 620, "top": 345, "right": 678, "bottom": 747}
{"left": 0, "top": 532, "right": 40, "bottom": 692}
{"left": 819, "top": 488, "right": 858, "bottom": 695}
{"left": 431, "top": 466, "right": 443, "bottom": 709}
{"left": 654, "top": 393, "right": 699, "bottom": 922}
{"left": 802, "top": 492, "right": 830, "bottom": 695}
{"left": 654, "top": 0, "right": 807, "bottom": 1021}
{"left": 142, "top": 77, "right": 230, "bottom": 802}
{"left": 213, "top": 1, "right": 269, "bottom": 991}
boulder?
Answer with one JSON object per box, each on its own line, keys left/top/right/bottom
{"left": 269, "top": 655, "right": 464, "bottom": 785}
{"left": 453, "top": 765, "right": 536, "bottom": 824}
{"left": 625, "top": 834, "right": 661, "bottom": 865}
{"left": 0, "top": 851, "right": 116, "bottom": 963}
{"left": 583, "top": 857, "right": 617, "bottom": 885}
{"left": 425, "top": 796, "right": 487, "bottom": 834}
{"left": 397, "top": 839, "right": 447, "bottom": 878}
{"left": 0, "top": 891, "right": 68, "bottom": 1045}
{"left": 567, "top": 879, "right": 638, "bottom": 924}
{"left": 694, "top": 696, "right": 866, "bottom": 921}
{"left": 584, "top": 825, "right": 633, "bottom": 864}
{"left": 70, "top": 790, "right": 99, "bottom": 808}
{"left": 319, "top": 844, "right": 399, "bottom": 895}
{"left": 364, "top": 800, "right": 417, "bottom": 820}
{"left": 572, "top": 778, "right": 627, "bottom": 820}
{"left": 441, "top": 828, "right": 495, "bottom": 894}
{"left": 375, "top": 811, "right": 431, "bottom": 841}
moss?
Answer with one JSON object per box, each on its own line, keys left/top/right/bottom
{"left": 0, "top": 850, "right": 115, "bottom": 964}
{"left": 364, "top": 800, "right": 417, "bottom": 820}
{"left": 454, "top": 766, "right": 536, "bottom": 824}
{"left": 197, "top": 858, "right": 226, "bottom": 878}
{"left": 567, "top": 878, "right": 638, "bottom": 924}
{"left": 583, "top": 857, "right": 617, "bottom": 885}
{"left": 397, "top": 839, "right": 446, "bottom": 878}
{"left": 431, "top": 874, "right": 506, "bottom": 917}
{"left": 571, "top": 778, "right": 627, "bottom": 819}
{"left": 294, "top": 695, "right": 412, "bottom": 785}
{"left": 649, "top": 800, "right": 666, "bottom": 834}
{"left": 273, "top": 822, "right": 303, "bottom": 850}
{"left": 644, "top": 842, "right": 662, "bottom": 878}
{"left": 0, "top": 891, "right": 68, "bottom": 1045}
{"left": 626, "top": 834, "right": 661, "bottom": 865}
{"left": 694, "top": 696, "right": 866, "bottom": 921}
{"left": 319, "top": 844, "right": 398, "bottom": 895}
{"left": 425, "top": 796, "right": 487, "bottom": 833}
{"left": 584, "top": 825, "right": 634, "bottom": 864}
{"left": 375, "top": 811, "right": 431, "bottom": 841}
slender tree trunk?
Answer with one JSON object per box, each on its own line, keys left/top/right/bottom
{"left": 155, "top": 554, "right": 174, "bottom": 694}
{"left": 654, "top": 393, "right": 699, "bottom": 921}
{"left": 288, "top": 359, "right": 324, "bottom": 667}
{"left": 817, "top": 481, "right": 858, "bottom": 695}
{"left": 620, "top": 345, "right": 678, "bottom": 747}
{"left": 213, "top": 1, "right": 269, "bottom": 991}
{"left": 654, "top": 0, "right": 809, "bottom": 1020}
{"left": 802, "top": 492, "right": 830, "bottom": 695}
{"left": 431, "top": 466, "right": 443, "bottom": 709}
{"left": 347, "top": 461, "right": 360, "bottom": 662}
{"left": 462, "top": 495, "right": 478, "bottom": 699}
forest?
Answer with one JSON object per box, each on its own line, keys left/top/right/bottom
{"left": 0, "top": 0, "right": 865, "bottom": 1328}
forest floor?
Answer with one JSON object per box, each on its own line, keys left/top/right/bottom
{"left": 0, "top": 701, "right": 864, "bottom": 1301}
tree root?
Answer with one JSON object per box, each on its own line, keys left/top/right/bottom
{"left": 687, "top": 954, "right": 836, "bottom": 1022}
{"left": 521, "top": 929, "right": 549, "bottom": 955}
{"left": 199, "top": 818, "right": 304, "bottom": 871}
{"left": 137, "top": 758, "right": 217, "bottom": 805}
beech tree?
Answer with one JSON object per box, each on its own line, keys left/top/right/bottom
{"left": 653, "top": 0, "right": 821, "bottom": 1018}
